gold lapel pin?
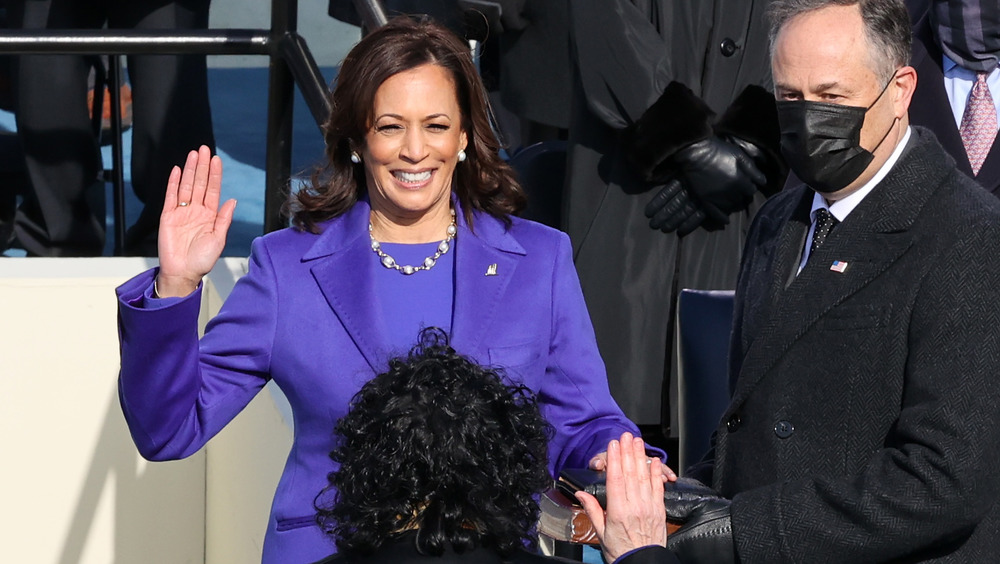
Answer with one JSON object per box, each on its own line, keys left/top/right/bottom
{"left": 485, "top": 263, "right": 498, "bottom": 276}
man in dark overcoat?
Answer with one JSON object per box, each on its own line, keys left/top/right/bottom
{"left": 590, "top": 0, "right": 1000, "bottom": 561}
{"left": 601, "top": 1, "right": 1000, "bottom": 563}
{"left": 563, "top": 1, "right": 786, "bottom": 437}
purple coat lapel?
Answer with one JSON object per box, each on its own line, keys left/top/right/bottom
{"left": 450, "top": 208, "right": 525, "bottom": 356}
{"left": 305, "top": 201, "right": 390, "bottom": 372}
{"left": 302, "top": 199, "right": 528, "bottom": 369}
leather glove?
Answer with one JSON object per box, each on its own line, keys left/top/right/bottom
{"left": 644, "top": 179, "right": 726, "bottom": 236}
{"left": 662, "top": 477, "right": 719, "bottom": 515}
{"left": 645, "top": 136, "right": 767, "bottom": 235}
{"left": 665, "top": 495, "right": 735, "bottom": 564}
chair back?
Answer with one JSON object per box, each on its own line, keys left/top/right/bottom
{"left": 677, "top": 289, "right": 735, "bottom": 472}
{"left": 508, "top": 140, "right": 567, "bottom": 229}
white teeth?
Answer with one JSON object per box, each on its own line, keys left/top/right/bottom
{"left": 394, "top": 170, "right": 432, "bottom": 183}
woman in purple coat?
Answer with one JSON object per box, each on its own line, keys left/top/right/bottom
{"left": 116, "top": 17, "right": 648, "bottom": 563}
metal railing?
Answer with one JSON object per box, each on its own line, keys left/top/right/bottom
{"left": 0, "top": 0, "right": 387, "bottom": 253}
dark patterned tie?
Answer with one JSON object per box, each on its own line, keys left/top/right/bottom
{"left": 960, "top": 72, "right": 998, "bottom": 175}
{"left": 810, "top": 208, "right": 838, "bottom": 256}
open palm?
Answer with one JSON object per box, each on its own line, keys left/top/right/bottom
{"left": 156, "top": 145, "right": 237, "bottom": 297}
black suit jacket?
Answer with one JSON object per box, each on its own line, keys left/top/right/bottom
{"left": 909, "top": 9, "right": 1000, "bottom": 195}
{"left": 696, "top": 127, "right": 1000, "bottom": 562}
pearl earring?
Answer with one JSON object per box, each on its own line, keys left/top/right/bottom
{"left": 458, "top": 149, "right": 467, "bottom": 162}
{"left": 350, "top": 151, "right": 361, "bottom": 164}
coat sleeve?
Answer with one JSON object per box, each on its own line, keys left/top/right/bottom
{"left": 570, "top": 1, "right": 785, "bottom": 196}
{"left": 568, "top": 0, "right": 674, "bottom": 129}
{"left": 729, "top": 221, "right": 1000, "bottom": 562}
{"left": 117, "top": 238, "right": 278, "bottom": 460}
{"left": 539, "top": 232, "right": 664, "bottom": 472}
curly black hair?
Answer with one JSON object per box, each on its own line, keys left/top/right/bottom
{"left": 315, "top": 328, "right": 553, "bottom": 558}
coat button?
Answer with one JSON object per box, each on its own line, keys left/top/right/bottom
{"left": 720, "top": 38, "right": 738, "bottom": 57}
{"left": 774, "top": 420, "right": 795, "bottom": 439}
{"left": 726, "top": 413, "right": 742, "bottom": 432}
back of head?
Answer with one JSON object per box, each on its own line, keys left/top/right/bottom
{"left": 768, "top": 0, "right": 911, "bottom": 80}
{"left": 316, "top": 328, "right": 553, "bottom": 558}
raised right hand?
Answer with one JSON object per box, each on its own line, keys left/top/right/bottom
{"left": 577, "top": 433, "right": 667, "bottom": 563}
{"left": 156, "top": 145, "right": 237, "bottom": 298}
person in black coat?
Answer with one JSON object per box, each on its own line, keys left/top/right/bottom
{"left": 628, "top": 0, "right": 1000, "bottom": 561}
{"left": 312, "top": 328, "right": 578, "bottom": 564}
{"left": 562, "top": 0, "right": 786, "bottom": 441}
{"left": 581, "top": 1, "right": 1000, "bottom": 561}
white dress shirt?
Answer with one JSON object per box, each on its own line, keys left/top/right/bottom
{"left": 798, "top": 126, "right": 913, "bottom": 273}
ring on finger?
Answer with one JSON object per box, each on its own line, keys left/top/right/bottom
{"left": 178, "top": 202, "right": 189, "bottom": 207}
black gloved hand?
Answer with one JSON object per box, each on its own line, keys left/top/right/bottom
{"left": 645, "top": 136, "right": 767, "bottom": 235}
{"left": 662, "top": 477, "right": 720, "bottom": 516}
{"left": 643, "top": 179, "right": 725, "bottom": 236}
{"left": 666, "top": 495, "right": 735, "bottom": 564}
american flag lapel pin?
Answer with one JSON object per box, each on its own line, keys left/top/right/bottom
{"left": 830, "top": 260, "right": 848, "bottom": 273}
{"left": 485, "top": 263, "right": 498, "bottom": 276}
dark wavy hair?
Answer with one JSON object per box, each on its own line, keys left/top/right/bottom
{"left": 291, "top": 17, "right": 525, "bottom": 232}
{"left": 315, "top": 328, "right": 552, "bottom": 558}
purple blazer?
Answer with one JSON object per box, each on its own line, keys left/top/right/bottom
{"left": 116, "top": 200, "right": 643, "bottom": 563}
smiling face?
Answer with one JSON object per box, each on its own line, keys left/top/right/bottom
{"left": 362, "top": 63, "right": 468, "bottom": 238}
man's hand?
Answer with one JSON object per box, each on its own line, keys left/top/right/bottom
{"left": 645, "top": 136, "right": 766, "bottom": 235}
{"left": 665, "top": 494, "right": 736, "bottom": 564}
{"left": 577, "top": 433, "right": 668, "bottom": 563}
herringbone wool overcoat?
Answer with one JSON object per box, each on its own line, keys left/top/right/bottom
{"left": 693, "top": 127, "right": 1000, "bottom": 562}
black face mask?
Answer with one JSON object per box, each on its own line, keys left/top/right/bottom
{"left": 776, "top": 75, "right": 897, "bottom": 193}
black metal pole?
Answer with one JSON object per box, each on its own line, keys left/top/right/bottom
{"left": 264, "top": 0, "right": 296, "bottom": 234}
{"left": 279, "top": 32, "right": 331, "bottom": 128}
{"left": 352, "top": 0, "right": 388, "bottom": 31}
{"left": 0, "top": 30, "right": 271, "bottom": 55}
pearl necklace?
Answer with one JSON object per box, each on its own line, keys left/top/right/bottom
{"left": 369, "top": 209, "right": 457, "bottom": 275}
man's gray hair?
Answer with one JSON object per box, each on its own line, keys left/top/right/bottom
{"left": 768, "top": 0, "right": 912, "bottom": 80}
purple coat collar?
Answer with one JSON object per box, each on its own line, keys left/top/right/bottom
{"left": 302, "top": 199, "right": 527, "bottom": 370}
{"left": 301, "top": 198, "right": 526, "bottom": 259}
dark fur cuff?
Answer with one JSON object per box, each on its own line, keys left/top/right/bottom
{"left": 624, "top": 81, "right": 715, "bottom": 182}
{"left": 713, "top": 84, "right": 788, "bottom": 196}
